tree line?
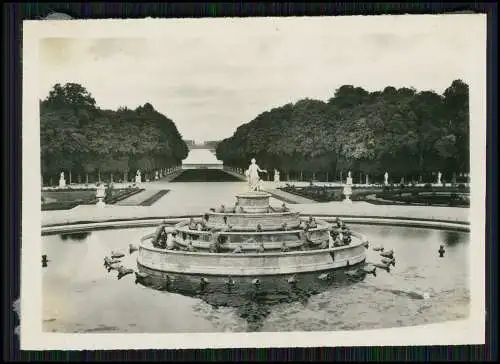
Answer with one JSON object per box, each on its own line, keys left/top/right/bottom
{"left": 216, "top": 80, "right": 469, "bottom": 183}
{"left": 41, "top": 83, "right": 189, "bottom": 185}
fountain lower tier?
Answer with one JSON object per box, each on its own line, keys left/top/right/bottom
{"left": 137, "top": 240, "right": 367, "bottom": 277}
{"left": 135, "top": 259, "right": 368, "bottom": 296}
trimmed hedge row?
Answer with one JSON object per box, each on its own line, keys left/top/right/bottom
{"left": 42, "top": 201, "right": 82, "bottom": 211}
{"left": 138, "top": 190, "right": 170, "bottom": 206}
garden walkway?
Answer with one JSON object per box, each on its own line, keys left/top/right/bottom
{"left": 265, "top": 188, "right": 316, "bottom": 204}
{"left": 42, "top": 200, "right": 469, "bottom": 227}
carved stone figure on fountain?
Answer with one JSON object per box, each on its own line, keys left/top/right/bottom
{"left": 246, "top": 158, "right": 267, "bottom": 192}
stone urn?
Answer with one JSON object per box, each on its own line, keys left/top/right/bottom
{"left": 343, "top": 172, "right": 353, "bottom": 204}
{"left": 96, "top": 184, "right": 106, "bottom": 208}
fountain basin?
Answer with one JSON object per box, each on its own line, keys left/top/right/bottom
{"left": 135, "top": 261, "right": 368, "bottom": 297}
{"left": 136, "top": 185, "right": 371, "bottom": 283}
{"left": 42, "top": 222, "right": 470, "bottom": 334}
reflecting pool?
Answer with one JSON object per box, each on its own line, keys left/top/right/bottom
{"left": 42, "top": 224, "right": 469, "bottom": 333}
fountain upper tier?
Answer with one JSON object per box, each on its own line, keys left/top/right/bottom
{"left": 206, "top": 191, "right": 301, "bottom": 231}
{"left": 235, "top": 191, "right": 273, "bottom": 213}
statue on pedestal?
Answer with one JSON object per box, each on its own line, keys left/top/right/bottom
{"left": 246, "top": 158, "right": 267, "bottom": 192}
{"left": 274, "top": 169, "right": 280, "bottom": 183}
{"left": 59, "top": 172, "right": 66, "bottom": 188}
{"left": 343, "top": 171, "right": 353, "bottom": 204}
{"left": 135, "top": 170, "right": 142, "bottom": 184}
{"left": 384, "top": 171, "right": 389, "bottom": 186}
{"left": 96, "top": 183, "right": 106, "bottom": 208}
{"left": 346, "top": 171, "right": 353, "bottom": 184}
{"left": 155, "top": 171, "right": 159, "bottom": 180}
{"left": 437, "top": 171, "right": 442, "bottom": 185}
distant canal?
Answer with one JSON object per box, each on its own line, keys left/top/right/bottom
{"left": 170, "top": 169, "right": 242, "bottom": 182}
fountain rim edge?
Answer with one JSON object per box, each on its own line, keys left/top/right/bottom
{"left": 41, "top": 215, "right": 470, "bottom": 236}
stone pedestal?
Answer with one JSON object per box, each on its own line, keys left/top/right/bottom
{"left": 343, "top": 191, "right": 352, "bottom": 204}
{"left": 343, "top": 177, "right": 353, "bottom": 204}
{"left": 236, "top": 192, "right": 271, "bottom": 213}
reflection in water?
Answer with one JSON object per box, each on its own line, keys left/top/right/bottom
{"left": 60, "top": 231, "right": 91, "bottom": 242}
{"left": 363, "top": 224, "right": 432, "bottom": 240}
{"left": 441, "top": 230, "right": 463, "bottom": 246}
{"left": 43, "top": 225, "right": 470, "bottom": 333}
{"left": 134, "top": 269, "right": 368, "bottom": 331}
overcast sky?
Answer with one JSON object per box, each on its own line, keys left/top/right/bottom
{"left": 38, "top": 16, "right": 483, "bottom": 143}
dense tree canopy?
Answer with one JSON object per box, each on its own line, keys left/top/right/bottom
{"left": 216, "top": 80, "right": 469, "bottom": 183}
{"left": 41, "top": 83, "right": 188, "bottom": 184}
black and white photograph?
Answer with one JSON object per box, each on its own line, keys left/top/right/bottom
{"left": 22, "top": 15, "right": 486, "bottom": 349}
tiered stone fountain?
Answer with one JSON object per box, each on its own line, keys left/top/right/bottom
{"left": 136, "top": 161, "right": 369, "bottom": 293}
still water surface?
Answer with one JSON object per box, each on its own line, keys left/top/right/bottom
{"left": 42, "top": 225, "right": 469, "bottom": 333}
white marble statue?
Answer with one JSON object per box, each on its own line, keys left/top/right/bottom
{"left": 246, "top": 158, "right": 267, "bottom": 191}
{"left": 155, "top": 170, "right": 159, "bottom": 180}
{"left": 343, "top": 171, "right": 353, "bottom": 204}
{"left": 384, "top": 171, "right": 389, "bottom": 186}
{"left": 274, "top": 169, "right": 280, "bottom": 183}
{"left": 135, "top": 170, "right": 142, "bottom": 184}
{"left": 58, "top": 172, "right": 66, "bottom": 188}
{"left": 346, "top": 171, "right": 353, "bottom": 185}
{"left": 437, "top": 171, "right": 442, "bottom": 185}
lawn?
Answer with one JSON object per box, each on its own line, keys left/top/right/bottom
{"left": 41, "top": 187, "right": 143, "bottom": 211}
{"left": 279, "top": 185, "right": 382, "bottom": 202}
{"left": 279, "top": 183, "right": 470, "bottom": 207}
